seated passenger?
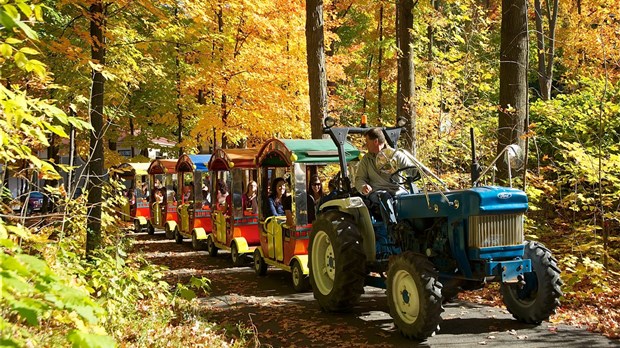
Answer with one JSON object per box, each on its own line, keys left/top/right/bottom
{"left": 216, "top": 179, "right": 229, "bottom": 211}
{"left": 307, "top": 174, "right": 323, "bottom": 224}
{"left": 267, "top": 177, "right": 287, "bottom": 217}
{"left": 243, "top": 180, "right": 258, "bottom": 214}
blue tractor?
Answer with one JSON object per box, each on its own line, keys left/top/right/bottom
{"left": 308, "top": 118, "right": 562, "bottom": 340}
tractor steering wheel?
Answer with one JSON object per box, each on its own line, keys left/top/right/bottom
{"left": 390, "top": 166, "right": 422, "bottom": 191}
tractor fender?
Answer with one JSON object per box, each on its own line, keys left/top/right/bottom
{"left": 319, "top": 196, "right": 376, "bottom": 262}
{"left": 290, "top": 255, "right": 309, "bottom": 275}
{"left": 232, "top": 237, "right": 250, "bottom": 254}
{"left": 194, "top": 227, "right": 208, "bottom": 240}
{"left": 136, "top": 216, "right": 148, "bottom": 226}
{"left": 166, "top": 220, "right": 177, "bottom": 233}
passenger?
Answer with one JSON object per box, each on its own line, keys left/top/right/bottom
{"left": 243, "top": 180, "right": 259, "bottom": 214}
{"left": 267, "top": 177, "right": 287, "bottom": 217}
{"left": 154, "top": 189, "right": 164, "bottom": 204}
{"left": 307, "top": 174, "right": 323, "bottom": 223}
{"left": 183, "top": 182, "right": 194, "bottom": 202}
{"left": 216, "top": 179, "right": 229, "bottom": 210}
{"left": 140, "top": 182, "right": 149, "bottom": 199}
{"left": 202, "top": 186, "right": 211, "bottom": 206}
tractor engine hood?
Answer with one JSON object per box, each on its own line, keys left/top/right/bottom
{"left": 465, "top": 186, "right": 528, "bottom": 215}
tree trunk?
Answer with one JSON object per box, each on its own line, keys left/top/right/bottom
{"left": 534, "top": 0, "right": 558, "bottom": 100}
{"left": 43, "top": 134, "right": 59, "bottom": 213}
{"left": 397, "top": 0, "right": 417, "bottom": 155}
{"left": 86, "top": 1, "right": 105, "bottom": 257}
{"left": 377, "top": 4, "right": 384, "bottom": 119}
{"left": 176, "top": 44, "right": 183, "bottom": 156}
{"left": 306, "top": 0, "right": 328, "bottom": 139}
{"left": 129, "top": 116, "right": 135, "bottom": 158}
{"left": 497, "top": 0, "right": 528, "bottom": 181}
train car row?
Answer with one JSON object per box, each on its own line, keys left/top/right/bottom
{"left": 114, "top": 137, "right": 360, "bottom": 291}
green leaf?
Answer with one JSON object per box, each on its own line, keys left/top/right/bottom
{"left": 0, "top": 338, "right": 21, "bottom": 347}
{"left": 5, "top": 38, "right": 22, "bottom": 44}
{"left": 13, "top": 51, "right": 27, "bottom": 68}
{"left": 3, "top": 4, "right": 19, "bottom": 19}
{"left": 178, "top": 287, "right": 196, "bottom": 300}
{"left": 0, "top": 43, "right": 12, "bottom": 57}
{"left": 16, "top": 3, "right": 32, "bottom": 18}
{"left": 0, "top": 10, "right": 17, "bottom": 29}
{"left": 15, "top": 254, "right": 51, "bottom": 276}
{"left": 12, "top": 300, "right": 43, "bottom": 326}
{"left": 18, "top": 47, "right": 39, "bottom": 55}
{"left": 67, "top": 331, "right": 116, "bottom": 348}
{"left": 15, "top": 19, "right": 38, "bottom": 40}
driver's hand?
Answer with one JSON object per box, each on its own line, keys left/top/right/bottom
{"left": 361, "top": 184, "right": 372, "bottom": 195}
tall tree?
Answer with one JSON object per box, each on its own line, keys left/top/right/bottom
{"left": 306, "top": 0, "right": 328, "bottom": 139}
{"left": 497, "top": 0, "right": 527, "bottom": 180}
{"left": 396, "top": 0, "right": 417, "bottom": 155}
{"left": 534, "top": 0, "right": 559, "bottom": 100}
{"left": 86, "top": 0, "right": 105, "bottom": 256}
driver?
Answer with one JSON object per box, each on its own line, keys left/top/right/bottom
{"left": 355, "top": 127, "right": 416, "bottom": 224}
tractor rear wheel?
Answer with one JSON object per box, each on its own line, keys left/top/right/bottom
{"left": 387, "top": 251, "right": 443, "bottom": 340}
{"left": 309, "top": 211, "right": 365, "bottom": 312}
{"left": 291, "top": 260, "right": 310, "bottom": 292}
{"left": 253, "top": 249, "right": 267, "bottom": 276}
{"left": 500, "top": 241, "right": 562, "bottom": 324}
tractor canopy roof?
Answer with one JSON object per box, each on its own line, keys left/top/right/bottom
{"left": 208, "top": 148, "right": 258, "bottom": 171}
{"left": 257, "top": 139, "right": 360, "bottom": 167}
{"left": 176, "top": 154, "right": 212, "bottom": 172}
{"left": 114, "top": 162, "right": 150, "bottom": 178}
{"left": 147, "top": 158, "right": 178, "bottom": 175}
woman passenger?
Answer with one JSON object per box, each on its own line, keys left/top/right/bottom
{"left": 267, "top": 177, "right": 287, "bottom": 217}
{"left": 216, "top": 179, "right": 229, "bottom": 210}
{"left": 243, "top": 180, "right": 258, "bottom": 214}
{"left": 307, "top": 174, "right": 323, "bottom": 223}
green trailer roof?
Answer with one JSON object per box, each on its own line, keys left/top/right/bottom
{"left": 257, "top": 138, "right": 360, "bottom": 167}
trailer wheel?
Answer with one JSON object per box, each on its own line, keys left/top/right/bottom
{"left": 309, "top": 211, "right": 365, "bottom": 312}
{"left": 207, "top": 236, "right": 219, "bottom": 257}
{"left": 500, "top": 241, "right": 562, "bottom": 324}
{"left": 165, "top": 224, "right": 174, "bottom": 239}
{"left": 387, "top": 252, "right": 443, "bottom": 340}
{"left": 254, "top": 249, "right": 267, "bottom": 276}
{"left": 133, "top": 220, "right": 142, "bottom": 233}
{"left": 231, "top": 243, "right": 244, "bottom": 266}
{"left": 174, "top": 227, "right": 183, "bottom": 244}
{"left": 292, "top": 260, "right": 310, "bottom": 292}
{"left": 192, "top": 231, "right": 205, "bottom": 250}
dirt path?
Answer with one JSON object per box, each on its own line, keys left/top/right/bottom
{"left": 132, "top": 231, "right": 620, "bottom": 348}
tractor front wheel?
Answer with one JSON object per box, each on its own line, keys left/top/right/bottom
{"left": 309, "top": 211, "right": 365, "bottom": 312}
{"left": 147, "top": 222, "right": 155, "bottom": 235}
{"left": 500, "top": 241, "right": 562, "bottom": 324}
{"left": 387, "top": 252, "right": 443, "bottom": 340}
